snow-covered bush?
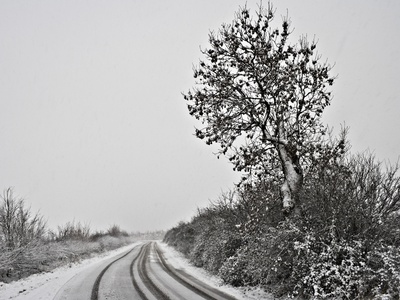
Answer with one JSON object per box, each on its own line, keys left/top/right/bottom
{"left": 291, "top": 233, "right": 367, "bottom": 298}
{"left": 289, "top": 151, "right": 400, "bottom": 299}
{"left": 0, "top": 188, "right": 46, "bottom": 249}
{"left": 365, "top": 244, "right": 400, "bottom": 298}
{"left": 190, "top": 225, "right": 241, "bottom": 274}
{"left": 289, "top": 232, "right": 400, "bottom": 299}
{"left": 163, "top": 221, "right": 196, "bottom": 256}
{"left": 219, "top": 235, "right": 273, "bottom": 287}
{"left": 219, "top": 222, "right": 301, "bottom": 296}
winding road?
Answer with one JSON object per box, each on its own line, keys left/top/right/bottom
{"left": 53, "top": 242, "right": 237, "bottom": 300}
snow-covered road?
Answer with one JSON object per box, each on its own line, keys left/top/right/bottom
{"left": 0, "top": 242, "right": 272, "bottom": 300}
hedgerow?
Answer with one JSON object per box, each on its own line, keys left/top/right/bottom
{"left": 164, "top": 151, "right": 400, "bottom": 299}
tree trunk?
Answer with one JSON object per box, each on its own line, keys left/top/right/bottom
{"left": 277, "top": 144, "right": 303, "bottom": 215}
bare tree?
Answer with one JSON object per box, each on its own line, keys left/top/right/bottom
{"left": 0, "top": 188, "right": 46, "bottom": 249}
{"left": 184, "top": 3, "right": 335, "bottom": 215}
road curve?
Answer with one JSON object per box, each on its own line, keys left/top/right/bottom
{"left": 53, "top": 244, "right": 143, "bottom": 300}
{"left": 53, "top": 241, "right": 237, "bottom": 300}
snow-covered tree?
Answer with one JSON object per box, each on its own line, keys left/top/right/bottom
{"left": 184, "top": 3, "right": 335, "bottom": 215}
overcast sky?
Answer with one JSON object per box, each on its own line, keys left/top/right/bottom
{"left": 1, "top": 1, "right": 399, "bottom": 232}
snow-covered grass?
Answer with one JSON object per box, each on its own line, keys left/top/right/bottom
{"left": 0, "top": 235, "right": 137, "bottom": 284}
{"left": 157, "top": 242, "right": 274, "bottom": 300}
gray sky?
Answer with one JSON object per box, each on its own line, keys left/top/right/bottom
{"left": 1, "top": 1, "right": 399, "bottom": 232}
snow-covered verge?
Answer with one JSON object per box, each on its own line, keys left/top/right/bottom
{"left": 0, "top": 242, "right": 140, "bottom": 300}
{"left": 157, "top": 242, "right": 274, "bottom": 300}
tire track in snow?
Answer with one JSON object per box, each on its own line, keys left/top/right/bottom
{"left": 90, "top": 244, "right": 140, "bottom": 300}
{"left": 135, "top": 242, "right": 170, "bottom": 300}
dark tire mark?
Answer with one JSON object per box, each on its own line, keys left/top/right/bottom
{"left": 137, "top": 242, "right": 170, "bottom": 300}
{"left": 130, "top": 244, "right": 148, "bottom": 300}
{"left": 90, "top": 245, "right": 140, "bottom": 300}
{"left": 154, "top": 243, "right": 237, "bottom": 300}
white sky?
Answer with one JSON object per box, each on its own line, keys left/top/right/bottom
{"left": 1, "top": 1, "right": 399, "bottom": 232}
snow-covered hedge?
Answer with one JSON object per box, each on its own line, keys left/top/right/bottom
{"left": 165, "top": 152, "right": 400, "bottom": 299}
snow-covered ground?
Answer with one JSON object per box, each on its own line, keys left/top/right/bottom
{"left": 0, "top": 241, "right": 273, "bottom": 300}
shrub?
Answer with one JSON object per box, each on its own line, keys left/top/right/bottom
{"left": 107, "top": 224, "right": 129, "bottom": 237}
{"left": 90, "top": 230, "right": 107, "bottom": 241}
{"left": 0, "top": 188, "right": 46, "bottom": 249}
{"left": 163, "top": 221, "right": 196, "bottom": 256}
{"left": 289, "top": 232, "right": 400, "bottom": 299}
{"left": 55, "top": 221, "right": 91, "bottom": 241}
{"left": 219, "top": 222, "right": 300, "bottom": 296}
{"left": 190, "top": 222, "right": 241, "bottom": 274}
{"left": 301, "top": 152, "right": 400, "bottom": 246}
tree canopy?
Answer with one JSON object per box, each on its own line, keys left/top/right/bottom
{"left": 184, "top": 3, "right": 336, "bottom": 214}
